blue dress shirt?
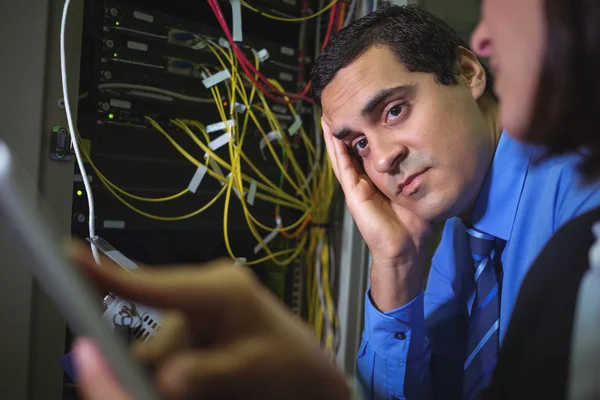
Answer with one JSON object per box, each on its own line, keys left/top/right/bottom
{"left": 356, "top": 133, "right": 600, "bottom": 400}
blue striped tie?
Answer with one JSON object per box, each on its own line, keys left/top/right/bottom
{"left": 463, "top": 227, "right": 505, "bottom": 399}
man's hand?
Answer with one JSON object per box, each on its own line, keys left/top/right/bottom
{"left": 323, "top": 120, "right": 431, "bottom": 310}
{"left": 70, "top": 243, "right": 351, "bottom": 400}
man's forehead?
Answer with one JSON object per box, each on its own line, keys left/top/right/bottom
{"left": 321, "top": 47, "right": 415, "bottom": 115}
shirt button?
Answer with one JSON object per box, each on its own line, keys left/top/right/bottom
{"left": 394, "top": 332, "right": 406, "bottom": 340}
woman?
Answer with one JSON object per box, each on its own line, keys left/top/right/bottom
{"left": 72, "top": 0, "right": 600, "bottom": 398}
{"left": 470, "top": 1, "right": 600, "bottom": 398}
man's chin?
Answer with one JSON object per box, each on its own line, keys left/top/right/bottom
{"left": 404, "top": 196, "right": 456, "bottom": 223}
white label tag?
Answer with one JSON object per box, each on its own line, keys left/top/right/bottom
{"left": 247, "top": 179, "right": 258, "bottom": 206}
{"left": 188, "top": 164, "right": 208, "bottom": 193}
{"left": 208, "top": 132, "right": 231, "bottom": 152}
{"left": 259, "top": 131, "right": 283, "bottom": 160}
{"left": 257, "top": 48, "right": 270, "bottom": 62}
{"left": 205, "top": 119, "right": 236, "bottom": 133}
{"left": 218, "top": 37, "right": 231, "bottom": 49}
{"left": 209, "top": 158, "right": 225, "bottom": 182}
{"left": 231, "top": 0, "right": 243, "bottom": 42}
{"left": 287, "top": 115, "right": 302, "bottom": 136}
{"left": 234, "top": 102, "right": 247, "bottom": 113}
{"left": 202, "top": 69, "right": 231, "bottom": 88}
{"left": 234, "top": 257, "right": 247, "bottom": 266}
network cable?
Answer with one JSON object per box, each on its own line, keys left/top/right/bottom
{"left": 61, "top": 0, "right": 100, "bottom": 263}
{"left": 241, "top": 0, "right": 338, "bottom": 22}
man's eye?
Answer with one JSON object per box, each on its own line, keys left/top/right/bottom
{"left": 352, "top": 138, "right": 369, "bottom": 155}
{"left": 386, "top": 104, "right": 404, "bottom": 122}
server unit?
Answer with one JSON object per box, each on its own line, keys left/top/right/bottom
{"left": 71, "top": 0, "right": 315, "bottom": 263}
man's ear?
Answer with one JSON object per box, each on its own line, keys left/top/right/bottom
{"left": 457, "top": 46, "right": 487, "bottom": 101}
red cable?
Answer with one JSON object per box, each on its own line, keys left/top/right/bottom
{"left": 297, "top": 2, "right": 337, "bottom": 98}
{"left": 208, "top": 0, "right": 314, "bottom": 104}
{"left": 322, "top": 1, "right": 337, "bottom": 50}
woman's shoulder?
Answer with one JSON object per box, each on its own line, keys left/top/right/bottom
{"left": 541, "top": 205, "right": 600, "bottom": 260}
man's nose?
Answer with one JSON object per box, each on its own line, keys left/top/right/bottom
{"left": 372, "top": 139, "right": 407, "bottom": 174}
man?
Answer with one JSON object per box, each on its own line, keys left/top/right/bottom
{"left": 72, "top": 5, "right": 600, "bottom": 400}
{"left": 311, "top": 5, "right": 600, "bottom": 399}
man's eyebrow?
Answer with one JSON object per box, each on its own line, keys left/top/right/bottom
{"left": 360, "top": 85, "right": 415, "bottom": 117}
{"left": 333, "top": 127, "right": 351, "bottom": 140}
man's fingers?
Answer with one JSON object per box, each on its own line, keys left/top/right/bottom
{"left": 332, "top": 135, "right": 360, "bottom": 192}
{"left": 69, "top": 245, "right": 262, "bottom": 336}
{"left": 72, "top": 338, "right": 132, "bottom": 400}
{"left": 133, "top": 312, "right": 194, "bottom": 366}
{"left": 321, "top": 121, "right": 341, "bottom": 181}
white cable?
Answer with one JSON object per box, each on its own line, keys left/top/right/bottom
{"left": 343, "top": 0, "right": 359, "bottom": 27}
{"left": 97, "top": 83, "right": 215, "bottom": 104}
{"left": 61, "top": 0, "right": 100, "bottom": 264}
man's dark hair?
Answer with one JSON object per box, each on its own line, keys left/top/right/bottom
{"left": 310, "top": 5, "right": 495, "bottom": 106}
{"left": 525, "top": 0, "right": 600, "bottom": 180}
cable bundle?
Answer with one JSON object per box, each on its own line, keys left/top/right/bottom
{"left": 62, "top": 0, "right": 354, "bottom": 353}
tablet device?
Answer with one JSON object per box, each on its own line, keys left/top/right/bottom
{"left": 0, "top": 140, "right": 160, "bottom": 400}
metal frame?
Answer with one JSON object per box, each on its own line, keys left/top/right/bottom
{"left": 0, "top": 0, "right": 83, "bottom": 398}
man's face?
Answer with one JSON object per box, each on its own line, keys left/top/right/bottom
{"left": 321, "top": 46, "right": 495, "bottom": 221}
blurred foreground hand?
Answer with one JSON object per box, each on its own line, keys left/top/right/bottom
{"left": 69, "top": 241, "right": 351, "bottom": 400}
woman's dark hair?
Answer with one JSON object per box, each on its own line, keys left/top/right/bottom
{"left": 526, "top": 0, "right": 600, "bottom": 179}
{"left": 310, "top": 5, "right": 495, "bottom": 106}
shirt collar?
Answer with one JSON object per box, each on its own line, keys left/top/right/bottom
{"left": 470, "top": 132, "right": 534, "bottom": 241}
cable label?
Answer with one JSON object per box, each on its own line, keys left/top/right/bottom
{"left": 247, "top": 179, "right": 258, "bottom": 206}
{"left": 202, "top": 69, "right": 231, "bottom": 88}
{"left": 218, "top": 37, "right": 231, "bottom": 49}
{"left": 260, "top": 131, "right": 283, "bottom": 160}
{"left": 187, "top": 164, "right": 208, "bottom": 193}
{"left": 207, "top": 132, "right": 231, "bottom": 154}
{"left": 231, "top": 0, "right": 243, "bottom": 42}
{"left": 287, "top": 115, "right": 302, "bottom": 136}
{"left": 234, "top": 102, "right": 247, "bottom": 113}
{"left": 206, "top": 119, "right": 236, "bottom": 133}
{"left": 209, "top": 158, "right": 225, "bottom": 182}
{"left": 257, "top": 48, "right": 270, "bottom": 62}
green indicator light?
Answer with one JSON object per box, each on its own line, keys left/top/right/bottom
{"left": 77, "top": 190, "right": 83, "bottom": 196}
{"left": 115, "top": 21, "right": 120, "bottom": 26}
{"left": 108, "top": 113, "right": 114, "bottom": 119}
{"left": 113, "top": 52, "right": 118, "bottom": 58}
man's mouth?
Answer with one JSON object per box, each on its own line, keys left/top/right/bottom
{"left": 397, "top": 168, "right": 429, "bottom": 196}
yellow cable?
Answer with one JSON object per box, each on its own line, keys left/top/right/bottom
{"left": 241, "top": 0, "right": 338, "bottom": 22}
{"left": 77, "top": 134, "right": 189, "bottom": 203}
{"left": 170, "top": 119, "right": 306, "bottom": 209}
